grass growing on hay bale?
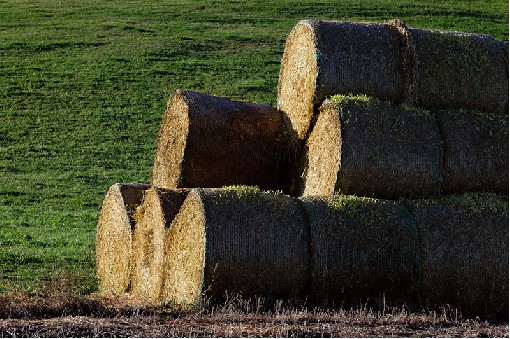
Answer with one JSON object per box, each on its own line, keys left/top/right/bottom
{"left": 96, "top": 183, "right": 149, "bottom": 297}
{"left": 162, "top": 187, "right": 310, "bottom": 311}
{"left": 405, "top": 192, "right": 509, "bottom": 320}
{"left": 433, "top": 109, "right": 509, "bottom": 194}
{"left": 300, "top": 195, "right": 419, "bottom": 309}
{"left": 130, "top": 187, "right": 189, "bottom": 304}
{"left": 152, "top": 89, "right": 291, "bottom": 192}
{"left": 277, "top": 20, "right": 508, "bottom": 142}
{"left": 297, "top": 94, "right": 442, "bottom": 199}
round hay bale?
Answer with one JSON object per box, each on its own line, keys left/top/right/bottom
{"left": 406, "top": 193, "right": 509, "bottom": 320}
{"left": 298, "top": 95, "right": 442, "bottom": 199}
{"left": 434, "top": 109, "right": 508, "bottom": 194}
{"left": 278, "top": 20, "right": 406, "bottom": 141}
{"left": 96, "top": 183, "right": 149, "bottom": 296}
{"left": 162, "top": 187, "right": 310, "bottom": 311}
{"left": 278, "top": 20, "right": 508, "bottom": 142}
{"left": 300, "top": 195, "right": 419, "bottom": 308}
{"left": 152, "top": 89, "right": 290, "bottom": 192}
{"left": 130, "top": 187, "right": 189, "bottom": 303}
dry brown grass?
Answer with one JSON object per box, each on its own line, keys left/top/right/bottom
{"left": 95, "top": 183, "right": 149, "bottom": 297}
{"left": 151, "top": 89, "right": 290, "bottom": 192}
{"left": 0, "top": 292, "right": 508, "bottom": 337}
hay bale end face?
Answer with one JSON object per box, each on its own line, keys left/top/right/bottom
{"left": 152, "top": 89, "right": 290, "bottom": 192}
{"left": 162, "top": 187, "right": 310, "bottom": 311}
{"left": 298, "top": 95, "right": 442, "bottom": 199}
{"left": 96, "top": 183, "right": 149, "bottom": 296}
{"left": 406, "top": 193, "right": 509, "bottom": 320}
{"left": 278, "top": 20, "right": 508, "bottom": 142}
{"left": 434, "top": 109, "right": 509, "bottom": 194}
{"left": 300, "top": 195, "right": 419, "bottom": 308}
{"left": 130, "top": 187, "right": 189, "bottom": 303}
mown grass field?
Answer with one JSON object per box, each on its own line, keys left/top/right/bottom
{"left": 0, "top": 0, "right": 508, "bottom": 296}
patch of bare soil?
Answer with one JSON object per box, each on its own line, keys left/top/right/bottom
{"left": 0, "top": 292, "right": 507, "bottom": 337}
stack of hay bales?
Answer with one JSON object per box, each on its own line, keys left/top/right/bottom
{"left": 95, "top": 19, "right": 508, "bottom": 319}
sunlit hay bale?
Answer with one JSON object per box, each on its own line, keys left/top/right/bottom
{"left": 406, "top": 193, "right": 509, "bottom": 320}
{"left": 151, "top": 89, "right": 291, "bottom": 192}
{"left": 300, "top": 195, "right": 419, "bottom": 309}
{"left": 278, "top": 19, "right": 508, "bottom": 142}
{"left": 434, "top": 109, "right": 509, "bottom": 194}
{"left": 297, "top": 95, "right": 442, "bottom": 199}
{"left": 162, "top": 187, "right": 310, "bottom": 311}
{"left": 130, "top": 187, "right": 189, "bottom": 304}
{"left": 277, "top": 20, "right": 406, "bottom": 142}
{"left": 96, "top": 183, "right": 149, "bottom": 296}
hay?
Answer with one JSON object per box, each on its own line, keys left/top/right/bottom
{"left": 277, "top": 20, "right": 508, "bottom": 142}
{"left": 406, "top": 193, "right": 509, "bottom": 319}
{"left": 434, "top": 109, "right": 509, "bottom": 194}
{"left": 152, "top": 89, "right": 290, "bottom": 192}
{"left": 300, "top": 195, "right": 419, "bottom": 308}
{"left": 96, "top": 183, "right": 149, "bottom": 296}
{"left": 130, "top": 187, "right": 189, "bottom": 303}
{"left": 298, "top": 95, "right": 442, "bottom": 199}
{"left": 162, "top": 187, "right": 310, "bottom": 311}
{"left": 278, "top": 20, "right": 406, "bottom": 142}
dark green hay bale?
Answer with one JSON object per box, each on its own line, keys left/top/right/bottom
{"left": 298, "top": 95, "right": 443, "bottom": 199}
{"left": 152, "top": 89, "right": 291, "bottom": 192}
{"left": 278, "top": 20, "right": 508, "bottom": 143}
{"left": 406, "top": 193, "right": 509, "bottom": 320}
{"left": 96, "top": 183, "right": 149, "bottom": 297}
{"left": 434, "top": 109, "right": 508, "bottom": 194}
{"left": 162, "top": 187, "right": 310, "bottom": 311}
{"left": 411, "top": 28, "right": 508, "bottom": 114}
{"left": 300, "top": 195, "right": 420, "bottom": 309}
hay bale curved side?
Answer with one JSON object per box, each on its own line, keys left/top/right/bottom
{"left": 130, "top": 187, "right": 189, "bottom": 304}
{"left": 406, "top": 193, "right": 509, "bottom": 320}
{"left": 278, "top": 20, "right": 405, "bottom": 141}
{"left": 96, "top": 183, "right": 149, "bottom": 296}
{"left": 162, "top": 187, "right": 310, "bottom": 311}
{"left": 300, "top": 195, "right": 419, "bottom": 308}
{"left": 411, "top": 29, "right": 508, "bottom": 114}
{"left": 434, "top": 109, "right": 509, "bottom": 194}
{"left": 152, "top": 89, "right": 289, "bottom": 191}
{"left": 299, "top": 95, "right": 443, "bottom": 199}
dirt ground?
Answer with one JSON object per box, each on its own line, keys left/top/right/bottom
{"left": 0, "top": 292, "right": 507, "bottom": 337}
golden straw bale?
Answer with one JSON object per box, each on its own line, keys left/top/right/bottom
{"left": 130, "top": 187, "right": 189, "bottom": 304}
{"left": 96, "top": 183, "right": 149, "bottom": 296}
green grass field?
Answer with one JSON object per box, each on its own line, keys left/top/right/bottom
{"left": 0, "top": 0, "right": 508, "bottom": 294}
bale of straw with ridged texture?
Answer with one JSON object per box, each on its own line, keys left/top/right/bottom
{"left": 96, "top": 183, "right": 149, "bottom": 296}
{"left": 300, "top": 195, "right": 419, "bottom": 308}
{"left": 433, "top": 109, "right": 508, "bottom": 194}
{"left": 162, "top": 187, "right": 310, "bottom": 311}
{"left": 406, "top": 193, "right": 509, "bottom": 320}
{"left": 278, "top": 20, "right": 508, "bottom": 142}
{"left": 152, "top": 89, "right": 291, "bottom": 192}
{"left": 297, "top": 95, "right": 442, "bottom": 199}
{"left": 130, "top": 187, "right": 189, "bottom": 303}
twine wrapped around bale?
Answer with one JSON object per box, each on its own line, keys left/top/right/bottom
{"left": 434, "top": 109, "right": 509, "bottom": 194}
{"left": 406, "top": 193, "right": 509, "bottom": 320}
{"left": 278, "top": 19, "right": 508, "bottom": 142}
{"left": 96, "top": 183, "right": 149, "bottom": 296}
{"left": 300, "top": 195, "right": 419, "bottom": 308}
{"left": 162, "top": 187, "right": 310, "bottom": 311}
{"left": 298, "top": 95, "right": 442, "bottom": 199}
{"left": 130, "top": 187, "right": 189, "bottom": 303}
{"left": 152, "top": 89, "right": 291, "bottom": 192}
